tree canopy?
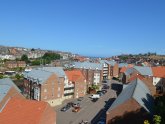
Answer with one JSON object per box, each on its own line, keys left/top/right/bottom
{"left": 21, "top": 54, "right": 29, "bottom": 63}
{"left": 42, "top": 52, "right": 61, "bottom": 64}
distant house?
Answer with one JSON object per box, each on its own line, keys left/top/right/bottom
{"left": 0, "top": 98, "right": 56, "bottom": 124}
{"left": 23, "top": 67, "right": 66, "bottom": 106}
{"left": 51, "top": 59, "right": 71, "bottom": 67}
{"left": 17, "top": 61, "right": 26, "bottom": 68}
{"left": 122, "top": 66, "right": 153, "bottom": 84}
{"left": 0, "top": 54, "right": 15, "bottom": 60}
{"left": 152, "top": 66, "right": 165, "bottom": 95}
{"left": 72, "top": 62, "right": 103, "bottom": 86}
{"left": 106, "top": 78, "right": 153, "bottom": 124}
{"left": 0, "top": 78, "right": 24, "bottom": 110}
{"left": 118, "top": 63, "right": 134, "bottom": 80}
{"left": 5, "top": 61, "right": 17, "bottom": 68}
{"left": 65, "top": 70, "right": 86, "bottom": 98}
{"left": 99, "top": 60, "right": 119, "bottom": 79}
{"left": 121, "top": 66, "right": 156, "bottom": 96}
{"left": 5, "top": 61, "right": 26, "bottom": 68}
{"left": 74, "top": 56, "right": 88, "bottom": 62}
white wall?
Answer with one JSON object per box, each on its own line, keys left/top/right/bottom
{"left": 93, "top": 73, "right": 100, "bottom": 85}
{"left": 153, "top": 77, "right": 161, "bottom": 86}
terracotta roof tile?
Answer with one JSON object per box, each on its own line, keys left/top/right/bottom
{"left": 152, "top": 66, "right": 165, "bottom": 78}
{"left": 0, "top": 98, "right": 48, "bottom": 124}
{"left": 129, "top": 74, "right": 144, "bottom": 82}
{"left": 120, "top": 67, "right": 127, "bottom": 73}
{"left": 65, "top": 70, "right": 85, "bottom": 82}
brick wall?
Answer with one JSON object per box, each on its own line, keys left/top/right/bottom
{"left": 113, "top": 64, "right": 119, "bottom": 77}
{"left": 74, "top": 80, "right": 86, "bottom": 98}
{"left": 106, "top": 98, "right": 150, "bottom": 124}
{"left": 40, "top": 74, "right": 64, "bottom": 102}
{"left": 143, "top": 77, "right": 156, "bottom": 96}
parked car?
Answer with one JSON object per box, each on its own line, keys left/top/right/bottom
{"left": 72, "top": 106, "right": 81, "bottom": 112}
{"left": 97, "top": 117, "right": 106, "bottom": 124}
{"left": 102, "top": 85, "right": 109, "bottom": 89}
{"left": 101, "top": 90, "right": 107, "bottom": 94}
{"left": 102, "top": 80, "right": 107, "bottom": 83}
{"left": 97, "top": 121, "right": 105, "bottom": 124}
{"left": 77, "top": 97, "right": 84, "bottom": 101}
{"left": 92, "top": 98, "right": 99, "bottom": 102}
{"left": 61, "top": 105, "right": 71, "bottom": 112}
{"left": 90, "top": 94, "right": 100, "bottom": 99}
{"left": 67, "top": 102, "right": 74, "bottom": 107}
{"left": 73, "top": 102, "right": 80, "bottom": 107}
{"left": 97, "top": 91, "right": 104, "bottom": 96}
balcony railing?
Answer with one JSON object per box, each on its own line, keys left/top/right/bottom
{"left": 64, "top": 87, "right": 74, "bottom": 90}
{"left": 64, "top": 92, "right": 74, "bottom": 96}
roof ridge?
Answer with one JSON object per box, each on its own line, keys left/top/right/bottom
{"left": 131, "top": 78, "right": 138, "bottom": 98}
{"left": 39, "top": 68, "right": 53, "bottom": 74}
{"left": 0, "top": 97, "right": 11, "bottom": 113}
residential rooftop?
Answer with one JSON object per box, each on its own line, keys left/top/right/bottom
{"left": 108, "top": 78, "right": 153, "bottom": 114}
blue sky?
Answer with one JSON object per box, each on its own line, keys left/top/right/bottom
{"left": 0, "top": 0, "right": 165, "bottom": 57}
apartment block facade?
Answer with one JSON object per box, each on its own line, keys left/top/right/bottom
{"left": 72, "top": 62, "right": 103, "bottom": 87}
{"left": 23, "top": 67, "right": 65, "bottom": 106}
{"left": 65, "top": 70, "right": 86, "bottom": 98}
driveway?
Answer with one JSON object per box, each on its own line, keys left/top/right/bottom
{"left": 55, "top": 80, "right": 122, "bottom": 124}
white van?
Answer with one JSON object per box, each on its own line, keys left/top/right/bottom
{"left": 90, "top": 94, "right": 100, "bottom": 99}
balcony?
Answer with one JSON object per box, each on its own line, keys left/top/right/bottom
{"left": 64, "top": 92, "right": 74, "bottom": 96}
{"left": 103, "top": 71, "right": 108, "bottom": 74}
{"left": 64, "top": 87, "right": 74, "bottom": 90}
{"left": 64, "top": 89, "right": 74, "bottom": 94}
{"left": 103, "top": 73, "right": 108, "bottom": 76}
{"left": 103, "top": 68, "right": 108, "bottom": 71}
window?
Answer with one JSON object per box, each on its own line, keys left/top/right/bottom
{"left": 44, "top": 89, "right": 47, "bottom": 92}
{"left": 58, "top": 78, "right": 61, "bottom": 84}
{"left": 52, "top": 88, "right": 54, "bottom": 96}
{"left": 58, "top": 93, "right": 60, "bottom": 97}
{"left": 44, "top": 96, "right": 47, "bottom": 99}
{"left": 58, "top": 87, "right": 61, "bottom": 91}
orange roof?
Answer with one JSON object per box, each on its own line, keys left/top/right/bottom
{"left": 120, "top": 65, "right": 134, "bottom": 73}
{"left": 152, "top": 66, "right": 165, "bottom": 78}
{"left": 128, "top": 64, "right": 134, "bottom": 68}
{"left": 0, "top": 98, "right": 49, "bottom": 124}
{"left": 120, "top": 66, "right": 127, "bottom": 73}
{"left": 128, "top": 74, "right": 144, "bottom": 82}
{"left": 65, "top": 70, "right": 85, "bottom": 82}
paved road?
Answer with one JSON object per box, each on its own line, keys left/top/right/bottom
{"left": 55, "top": 80, "right": 122, "bottom": 124}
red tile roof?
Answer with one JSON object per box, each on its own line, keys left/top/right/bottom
{"left": 0, "top": 98, "right": 49, "bottom": 124}
{"left": 128, "top": 64, "right": 134, "bottom": 68}
{"left": 65, "top": 70, "right": 85, "bottom": 82}
{"left": 120, "top": 65, "right": 134, "bottom": 73}
{"left": 120, "top": 66, "right": 127, "bottom": 73}
{"left": 152, "top": 66, "right": 165, "bottom": 78}
{"left": 128, "top": 74, "right": 144, "bottom": 82}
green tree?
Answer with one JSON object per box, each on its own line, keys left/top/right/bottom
{"left": 21, "top": 54, "right": 29, "bottom": 63}
{"left": 154, "top": 96, "right": 165, "bottom": 124}
{"left": 144, "top": 120, "right": 150, "bottom": 124}
{"left": 91, "top": 84, "right": 99, "bottom": 90}
{"left": 31, "top": 60, "right": 40, "bottom": 65}
{"left": 15, "top": 74, "right": 22, "bottom": 80}
{"left": 0, "top": 74, "right": 3, "bottom": 79}
{"left": 42, "top": 52, "right": 61, "bottom": 61}
{"left": 153, "top": 115, "right": 161, "bottom": 124}
{"left": 31, "top": 48, "right": 35, "bottom": 51}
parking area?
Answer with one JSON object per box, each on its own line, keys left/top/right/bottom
{"left": 55, "top": 80, "right": 122, "bottom": 124}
